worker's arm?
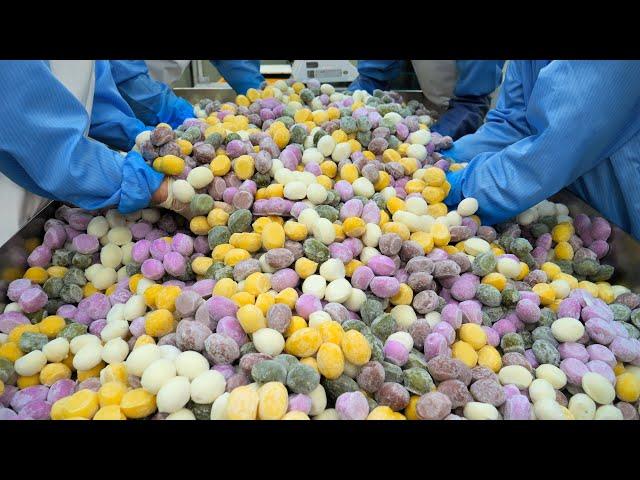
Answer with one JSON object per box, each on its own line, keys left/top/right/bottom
{"left": 445, "top": 60, "right": 640, "bottom": 226}
{"left": 444, "top": 61, "right": 529, "bottom": 161}
{"left": 89, "top": 60, "right": 150, "bottom": 151}
{"left": 0, "top": 61, "right": 164, "bottom": 214}
{"left": 109, "top": 60, "right": 194, "bottom": 128}
{"left": 347, "top": 61, "right": 405, "bottom": 93}
{"left": 209, "top": 60, "right": 265, "bottom": 95}
{"left": 431, "top": 60, "right": 505, "bottom": 140}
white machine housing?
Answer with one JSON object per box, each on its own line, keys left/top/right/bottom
{"left": 291, "top": 60, "right": 358, "bottom": 84}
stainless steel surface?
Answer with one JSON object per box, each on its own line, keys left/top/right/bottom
{"left": 0, "top": 201, "right": 57, "bottom": 295}
{"left": 2, "top": 191, "right": 640, "bottom": 296}
{"left": 173, "top": 87, "right": 239, "bottom": 105}
{"left": 185, "top": 61, "right": 295, "bottom": 88}
{"left": 190, "top": 60, "right": 232, "bottom": 89}
{"left": 192, "top": 60, "right": 210, "bottom": 85}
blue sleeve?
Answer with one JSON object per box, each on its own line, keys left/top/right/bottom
{"left": 445, "top": 60, "right": 640, "bottom": 226}
{"left": 210, "top": 60, "right": 265, "bottom": 94}
{"left": 0, "top": 61, "right": 164, "bottom": 214}
{"left": 453, "top": 60, "right": 505, "bottom": 97}
{"left": 109, "top": 60, "right": 193, "bottom": 128}
{"left": 89, "top": 60, "right": 148, "bottom": 151}
{"left": 431, "top": 60, "right": 504, "bottom": 140}
{"left": 445, "top": 61, "right": 530, "bottom": 161}
{"left": 347, "top": 61, "right": 404, "bottom": 93}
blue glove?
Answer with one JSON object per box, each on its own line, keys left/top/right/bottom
{"left": 430, "top": 94, "right": 492, "bottom": 140}
{"left": 444, "top": 170, "right": 464, "bottom": 208}
{"left": 347, "top": 60, "right": 404, "bottom": 93}
{"left": 210, "top": 60, "right": 264, "bottom": 95}
{"left": 439, "top": 144, "right": 462, "bottom": 162}
{"left": 347, "top": 75, "right": 388, "bottom": 93}
{"left": 444, "top": 168, "right": 498, "bottom": 226}
{"left": 158, "top": 96, "right": 194, "bottom": 129}
{"left": 117, "top": 151, "right": 165, "bottom": 214}
{"left": 441, "top": 60, "right": 640, "bottom": 234}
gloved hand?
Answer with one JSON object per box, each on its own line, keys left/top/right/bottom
{"left": 158, "top": 97, "right": 195, "bottom": 129}
{"left": 444, "top": 170, "right": 464, "bottom": 209}
{"left": 347, "top": 75, "right": 388, "bottom": 93}
{"left": 347, "top": 60, "right": 402, "bottom": 93}
{"left": 439, "top": 143, "right": 461, "bottom": 162}
{"left": 445, "top": 167, "right": 504, "bottom": 227}
{"left": 153, "top": 177, "right": 197, "bottom": 220}
{"left": 430, "top": 95, "right": 491, "bottom": 140}
{"left": 210, "top": 60, "right": 265, "bottom": 95}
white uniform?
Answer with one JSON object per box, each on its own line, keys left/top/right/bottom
{"left": 145, "top": 60, "right": 191, "bottom": 84}
{"left": 412, "top": 60, "right": 505, "bottom": 110}
{"left": 0, "top": 61, "right": 96, "bottom": 246}
{"left": 411, "top": 60, "right": 458, "bottom": 109}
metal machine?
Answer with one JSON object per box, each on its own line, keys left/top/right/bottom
{"left": 290, "top": 60, "right": 358, "bottom": 84}
{"left": 187, "top": 60, "right": 358, "bottom": 88}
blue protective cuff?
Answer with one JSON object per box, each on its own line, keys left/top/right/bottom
{"left": 118, "top": 151, "right": 165, "bottom": 214}
{"left": 89, "top": 119, "right": 143, "bottom": 152}
{"left": 159, "top": 97, "right": 194, "bottom": 129}
{"left": 346, "top": 78, "right": 360, "bottom": 92}
{"left": 440, "top": 144, "right": 461, "bottom": 162}
{"left": 349, "top": 60, "right": 404, "bottom": 93}
{"left": 444, "top": 170, "right": 464, "bottom": 208}
{"left": 430, "top": 95, "right": 491, "bottom": 140}
{"left": 231, "top": 78, "right": 264, "bottom": 95}
{"left": 445, "top": 168, "right": 499, "bottom": 226}
{"left": 210, "top": 60, "right": 265, "bottom": 95}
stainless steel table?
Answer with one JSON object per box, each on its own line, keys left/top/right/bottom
{"left": 2, "top": 192, "right": 638, "bottom": 301}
